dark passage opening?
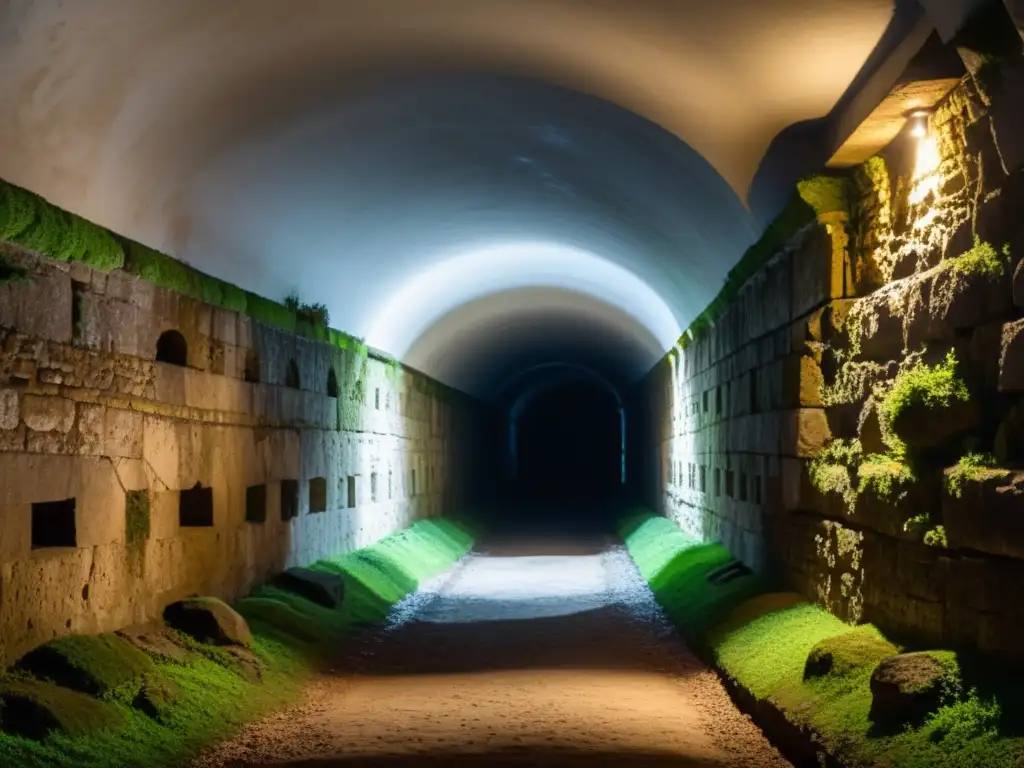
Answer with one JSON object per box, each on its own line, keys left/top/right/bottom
{"left": 513, "top": 381, "right": 623, "bottom": 530}
{"left": 32, "top": 498, "right": 77, "bottom": 548}
{"left": 155, "top": 330, "right": 188, "bottom": 366}
{"left": 179, "top": 483, "right": 213, "bottom": 527}
{"left": 281, "top": 479, "right": 299, "bottom": 521}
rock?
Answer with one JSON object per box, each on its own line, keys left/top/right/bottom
{"left": 15, "top": 633, "right": 156, "bottom": 697}
{"left": 133, "top": 674, "right": 181, "bottom": 720}
{"left": 20, "top": 394, "right": 76, "bottom": 434}
{"left": 1000, "top": 319, "right": 1024, "bottom": 391}
{"left": 0, "top": 388, "right": 18, "bottom": 430}
{"left": 163, "top": 597, "right": 252, "bottom": 647}
{"left": 869, "top": 652, "right": 956, "bottom": 727}
{"left": 943, "top": 467, "right": 1024, "bottom": 560}
{"left": 0, "top": 678, "right": 120, "bottom": 740}
{"left": 219, "top": 646, "right": 264, "bottom": 684}
{"left": 890, "top": 399, "right": 981, "bottom": 449}
{"left": 805, "top": 627, "right": 898, "bottom": 680}
{"left": 116, "top": 623, "right": 194, "bottom": 664}
{"left": 273, "top": 567, "right": 346, "bottom": 609}
{"left": 783, "top": 408, "right": 831, "bottom": 458}
{"left": 857, "top": 399, "right": 886, "bottom": 455}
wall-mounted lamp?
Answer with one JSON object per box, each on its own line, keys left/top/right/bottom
{"left": 908, "top": 110, "right": 931, "bottom": 139}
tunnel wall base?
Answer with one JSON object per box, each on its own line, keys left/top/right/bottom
{"left": 0, "top": 245, "right": 493, "bottom": 667}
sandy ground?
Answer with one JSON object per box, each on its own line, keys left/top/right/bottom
{"left": 191, "top": 536, "right": 791, "bottom": 767}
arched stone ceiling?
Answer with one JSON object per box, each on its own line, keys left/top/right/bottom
{"left": 0, "top": 0, "right": 908, "bottom": 393}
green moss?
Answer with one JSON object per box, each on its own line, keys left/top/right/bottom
{"left": 947, "top": 237, "right": 1009, "bottom": 281}
{"left": 619, "top": 509, "right": 1024, "bottom": 768}
{"left": 0, "top": 180, "right": 124, "bottom": 271}
{"left": 924, "top": 525, "right": 949, "bottom": 548}
{"left": 233, "top": 598, "right": 330, "bottom": 645}
{"left": 809, "top": 439, "right": 862, "bottom": 511}
{"left": 125, "top": 490, "right": 150, "bottom": 548}
{"left": 857, "top": 455, "right": 915, "bottom": 502}
{"left": 805, "top": 625, "right": 899, "bottom": 682}
{"left": 880, "top": 351, "right": 970, "bottom": 437}
{"left": 0, "top": 254, "right": 29, "bottom": 284}
{"left": 797, "top": 175, "right": 850, "bottom": 219}
{"left": 15, "top": 634, "right": 156, "bottom": 699}
{"left": 946, "top": 452, "right": 999, "bottom": 499}
{"left": 0, "top": 677, "right": 122, "bottom": 739}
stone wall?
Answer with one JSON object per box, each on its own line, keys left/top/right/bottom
{"left": 0, "top": 245, "right": 494, "bottom": 667}
{"left": 635, "top": 44, "right": 1024, "bottom": 664}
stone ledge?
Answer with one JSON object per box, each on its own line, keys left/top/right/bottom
{"left": 942, "top": 465, "right": 1024, "bottom": 560}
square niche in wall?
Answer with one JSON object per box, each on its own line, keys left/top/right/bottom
{"left": 179, "top": 483, "right": 214, "bottom": 527}
{"left": 347, "top": 476, "right": 357, "bottom": 508}
{"left": 246, "top": 484, "right": 267, "bottom": 524}
{"left": 281, "top": 479, "right": 299, "bottom": 521}
{"left": 32, "top": 498, "right": 77, "bottom": 549}
{"left": 309, "top": 477, "right": 327, "bottom": 513}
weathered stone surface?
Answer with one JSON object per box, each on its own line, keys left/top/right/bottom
{"left": 781, "top": 409, "right": 831, "bottom": 457}
{"left": 21, "top": 395, "right": 76, "bottom": 434}
{"left": 163, "top": 597, "right": 252, "bottom": 647}
{"left": 804, "top": 627, "right": 897, "bottom": 680}
{"left": 273, "top": 567, "right": 346, "bottom": 608}
{"left": 0, "top": 388, "right": 18, "bottom": 430}
{"left": 943, "top": 467, "right": 1024, "bottom": 560}
{"left": 857, "top": 399, "right": 885, "bottom": 455}
{"left": 890, "top": 399, "right": 980, "bottom": 449}
{"left": 1000, "top": 318, "right": 1024, "bottom": 391}
{"left": 869, "top": 652, "right": 953, "bottom": 727}
{"left": 133, "top": 674, "right": 181, "bottom": 720}
{"left": 116, "top": 623, "right": 193, "bottom": 664}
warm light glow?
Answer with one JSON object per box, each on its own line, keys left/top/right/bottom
{"left": 363, "top": 242, "right": 683, "bottom": 359}
{"left": 909, "top": 134, "right": 941, "bottom": 206}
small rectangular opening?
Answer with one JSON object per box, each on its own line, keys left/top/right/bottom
{"left": 388, "top": 470, "right": 393, "bottom": 500}
{"left": 347, "top": 475, "right": 357, "bottom": 508}
{"left": 699, "top": 465, "right": 706, "bottom": 493}
{"left": 281, "top": 479, "right": 299, "bottom": 521}
{"left": 739, "top": 472, "right": 748, "bottom": 502}
{"left": 702, "top": 390, "right": 709, "bottom": 413}
{"left": 715, "top": 386, "right": 722, "bottom": 415}
{"left": 371, "top": 472, "right": 379, "bottom": 502}
{"left": 245, "top": 485, "right": 267, "bottom": 524}
{"left": 374, "top": 388, "right": 380, "bottom": 410}
{"left": 755, "top": 475, "right": 763, "bottom": 505}
{"left": 707, "top": 560, "right": 753, "bottom": 585}
{"left": 714, "top": 468, "right": 721, "bottom": 497}
{"left": 179, "top": 484, "right": 213, "bottom": 528}
{"left": 32, "top": 498, "right": 77, "bottom": 548}
{"left": 411, "top": 468, "right": 417, "bottom": 497}
{"left": 309, "top": 477, "right": 327, "bottom": 513}
{"left": 725, "top": 469, "right": 735, "bottom": 498}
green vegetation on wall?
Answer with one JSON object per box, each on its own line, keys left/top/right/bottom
{"left": 620, "top": 510, "right": 1024, "bottom": 768}
{"left": 679, "top": 174, "right": 848, "bottom": 347}
{"left": 879, "top": 351, "right": 969, "bottom": 446}
{"left": 0, "top": 180, "right": 124, "bottom": 271}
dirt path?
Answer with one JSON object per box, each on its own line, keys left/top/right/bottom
{"left": 192, "top": 536, "right": 790, "bottom": 767}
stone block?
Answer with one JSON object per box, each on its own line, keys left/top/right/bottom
{"left": 0, "top": 267, "right": 73, "bottom": 343}
{"left": 782, "top": 353, "right": 824, "bottom": 408}
{"left": 21, "top": 395, "right": 76, "bottom": 434}
{"left": 273, "top": 567, "right": 345, "bottom": 608}
{"left": 869, "top": 652, "right": 952, "bottom": 727}
{"left": 0, "top": 388, "right": 19, "bottom": 430}
{"left": 850, "top": 288, "right": 905, "bottom": 361}
{"left": 943, "top": 467, "right": 1024, "bottom": 560}
{"left": 1000, "top": 318, "right": 1024, "bottom": 391}
{"left": 163, "top": 596, "right": 252, "bottom": 647}
{"left": 781, "top": 409, "right": 830, "bottom": 458}
{"left": 77, "top": 403, "right": 105, "bottom": 455}
{"left": 790, "top": 223, "right": 846, "bottom": 320}
{"left": 890, "top": 399, "right": 980, "bottom": 449}
{"left": 104, "top": 408, "right": 144, "bottom": 459}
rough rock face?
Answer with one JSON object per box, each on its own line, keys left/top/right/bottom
{"left": 869, "top": 652, "right": 953, "bottom": 727}
{"left": 273, "top": 567, "right": 346, "bottom": 608}
{"left": 163, "top": 597, "right": 253, "bottom": 647}
{"left": 889, "top": 399, "right": 980, "bottom": 449}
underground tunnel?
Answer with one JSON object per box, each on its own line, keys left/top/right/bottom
{"left": 2, "top": 0, "right": 1024, "bottom": 766}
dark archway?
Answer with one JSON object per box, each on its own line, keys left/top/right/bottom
{"left": 155, "top": 330, "right": 188, "bottom": 366}
{"left": 327, "top": 367, "right": 339, "bottom": 398}
{"left": 285, "top": 359, "right": 300, "bottom": 389}
{"left": 514, "top": 381, "right": 623, "bottom": 530}
{"left": 243, "top": 349, "right": 260, "bottom": 382}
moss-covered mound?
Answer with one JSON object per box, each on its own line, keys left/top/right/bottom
{"left": 619, "top": 509, "right": 1024, "bottom": 768}
{"left": 0, "top": 516, "right": 476, "bottom": 768}
{"left": 0, "top": 678, "right": 121, "bottom": 741}
{"left": 15, "top": 634, "right": 155, "bottom": 698}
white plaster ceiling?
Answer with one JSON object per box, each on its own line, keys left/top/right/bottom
{"left": 0, "top": 0, "right": 921, "bottom": 397}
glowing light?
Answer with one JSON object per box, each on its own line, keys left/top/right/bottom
{"left": 908, "top": 111, "right": 929, "bottom": 139}
{"left": 364, "top": 242, "right": 682, "bottom": 359}
{"left": 909, "top": 135, "right": 941, "bottom": 206}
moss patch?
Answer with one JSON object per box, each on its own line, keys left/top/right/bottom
{"left": 125, "top": 490, "right": 150, "bottom": 548}
{"left": 946, "top": 451, "right": 1000, "bottom": 499}
{"left": 805, "top": 626, "right": 899, "bottom": 682}
{"left": 15, "top": 635, "right": 156, "bottom": 699}
{"left": 0, "top": 677, "right": 122, "bottom": 740}
{"left": 857, "top": 455, "right": 915, "bottom": 502}
{"left": 880, "top": 351, "right": 970, "bottom": 440}
{"left": 619, "top": 509, "right": 1024, "bottom": 768}
{"left": 0, "top": 516, "right": 475, "bottom": 767}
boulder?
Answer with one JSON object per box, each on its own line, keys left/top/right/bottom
{"left": 132, "top": 674, "right": 181, "bottom": 721}
{"left": 116, "top": 623, "right": 194, "bottom": 664}
{"left": 273, "top": 567, "right": 345, "bottom": 609}
{"left": 0, "top": 678, "right": 120, "bottom": 740}
{"left": 15, "top": 633, "right": 155, "bottom": 697}
{"left": 869, "top": 652, "right": 956, "bottom": 727}
{"left": 890, "top": 399, "right": 980, "bottom": 449}
{"left": 163, "top": 597, "right": 252, "bottom": 647}
{"left": 805, "top": 627, "right": 898, "bottom": 680}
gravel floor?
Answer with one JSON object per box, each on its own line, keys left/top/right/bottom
{"left": 191, "top": 535, "right": 791, "bottom": 767}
